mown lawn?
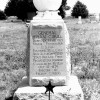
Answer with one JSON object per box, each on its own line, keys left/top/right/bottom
{"left": 0, "top": 18, "right": 100, "bottom": 100}
{"left": 0, "top": 21, "right": 27, "bottom": 99}
{"left": 65, "top": 18, "right": 100, "bottom": 100}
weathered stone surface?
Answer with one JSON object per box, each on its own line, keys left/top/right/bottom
{"left": 13, "top": 75, "right": 84, "bottom": 100}
{"left": 30, "top": 76, "right": 69, "bottom": 87}
{"left": 22, "top": 76, "right": 67, "bottom": 86}
{"left": 53, "top": 75, "right": 84, "bottom": 100}
{"left": 13, "top": 93, "right": 83, "bottom": 100}
{"left": 27, "top": 17, "right": 71, "bottom": 86}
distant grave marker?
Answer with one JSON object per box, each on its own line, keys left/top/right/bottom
{"left": 90, "top": 13, "right": 100, "bottom": 23}
{"left": 78, "top": 16, "right": 82, "bottom": 24}
{"left": 95, "top": 13, "right": 100, "bottom": 22}
{"left": 7, "top": 16, "right": 17, "bottom": 22}
{"left": 90, "top": 15, "right": 96, "bottom": 23}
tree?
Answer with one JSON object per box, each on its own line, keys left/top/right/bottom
{"left": 4, "top": 0, "right": 18, "bottom": 16}
{"left": 16, "top": 0, "right": 29, "bottom": 21}
{"left": 59, "top": 0, "right": 70, "bottom": 18}
{"left": 71, "top": 1, "right": 89, "bottom": 18}
{"left": 4, "top": 0, "right": 69, "bottom": 20}
{"left": 16, "top": 0, "right": 37, "bottom": 21}
{"left": 4, "top": 0, "right": 37, "bottom": 21}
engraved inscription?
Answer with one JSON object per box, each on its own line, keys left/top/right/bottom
{"left": 30, "top": 27, "right": 66, "bottom": 76}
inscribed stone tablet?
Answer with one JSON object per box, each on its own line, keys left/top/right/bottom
{"left": 29, "top": 25, "right": 67, "bottom": 80}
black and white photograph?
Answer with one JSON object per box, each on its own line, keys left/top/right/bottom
{"left": 0, "top": 0, "right": 100, "bottom": 100}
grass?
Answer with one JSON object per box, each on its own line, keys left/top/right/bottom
{"left": 65, "top": 18, "right": 100, "bottom": 100}
{"left": 0, "top": 18, "right": 100, "bottom": 99}
{"left": 0, "top": 21, "right": 27, "bottom": 99}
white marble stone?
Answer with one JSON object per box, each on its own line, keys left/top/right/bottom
{"left": 31, "top": 76, "right": 67, "bottom": 86}
{"left": 14, "top": 75, "right": 84, "bottom": 100}
{"left": 33, "top": 0, "right": 62, "bottom": 11}
{"left": 95, "top": 13, "right": 100, "bottom": 22}
{"left": 78, "top": 16, "right": 82, "bottom": 24}
{"left": 15, "top": 86, "right": 46, "bottom": 94}
{"left": 53, "top": 75, "right": 83, "bottom": 95}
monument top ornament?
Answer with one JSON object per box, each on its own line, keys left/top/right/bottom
{"left": 33, "top": 0, "right": 62, "bottom": 11}
{"left": 32, "top": 0, "right": 62, "bottom": 20}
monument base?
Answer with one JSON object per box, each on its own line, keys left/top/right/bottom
{"left": 13, "top": 75, "right": 84, "bottom": 100}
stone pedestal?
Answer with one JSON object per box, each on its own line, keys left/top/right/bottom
{"left": 13, "top": 75, "right": 84, "bottom": 100}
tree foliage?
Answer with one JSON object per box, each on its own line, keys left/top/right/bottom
{"left": 4, "top": 0, "right": 69, "bottom": 20}
{"left": 59, "top": 0, "right": 70, "bottom": 18}
{"left": 16, "top": 0, "right": 37, "bottom": 21}
{"left": 4, "top": 0, "right": 37, "bottom": 21}
{"left": 0, "top": 10, "right": 6, "bottom": 20}
{"left": 71, "top": 1, "right": 89, "bottom": 18}
{"left": 4, "top": 0, "right": 18, "bottom": 16}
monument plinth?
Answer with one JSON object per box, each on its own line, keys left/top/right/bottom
{"left": 13, "top": 0, "right": 84, "bottom": 100}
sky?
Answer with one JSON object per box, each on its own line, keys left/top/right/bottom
{"left": 0, "top": 0, "right": 100, "bottom": 14}
{"left": 67, "top": 0, "right": 100, "bottom": 14}
{"left": 0, "top": 0, "right": 8, "bottom": 11}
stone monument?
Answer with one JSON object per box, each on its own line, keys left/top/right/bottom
{"left": 13, "top": 0, "right": 84, "bottom": 100}
{"left": 78, "top": 16, "right": 82, "bottom": 24}
{"left": 95, "top": 13, "right": 100, "bottom": 22}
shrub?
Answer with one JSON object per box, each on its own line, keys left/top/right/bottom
{"left": 0, "top": 10, "right": 6, "bottom": 20}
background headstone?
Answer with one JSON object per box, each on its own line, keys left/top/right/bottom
{"left": 95, "top": 13, "right": 100, "bottom": 22}
{"left": 90, "top": 14, "right": 97, "bottom": 23}
{"left": 78, "top": 16, "right": 82, "bottom": 24}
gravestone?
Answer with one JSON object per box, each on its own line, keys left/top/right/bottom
{"left": 95, "top": 13, "right": 100, "bottom": 22}
{"left": 78, "top": 16, "right": 82, "bottom": 24}
{"left": 90, "top": 14, "right": 97, "bottom": 23}
{"left": 90, "top": 13, "right": 100, "bottom": 23}
{"left": 13, "top": 0, "right": 84, "bottom": 100}
{"left": 99, "top": 13, "right": 100, "bottom": 21}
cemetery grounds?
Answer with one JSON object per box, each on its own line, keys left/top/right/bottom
{"left": 0, "top": 18, "right": 100, "bottom": 100}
